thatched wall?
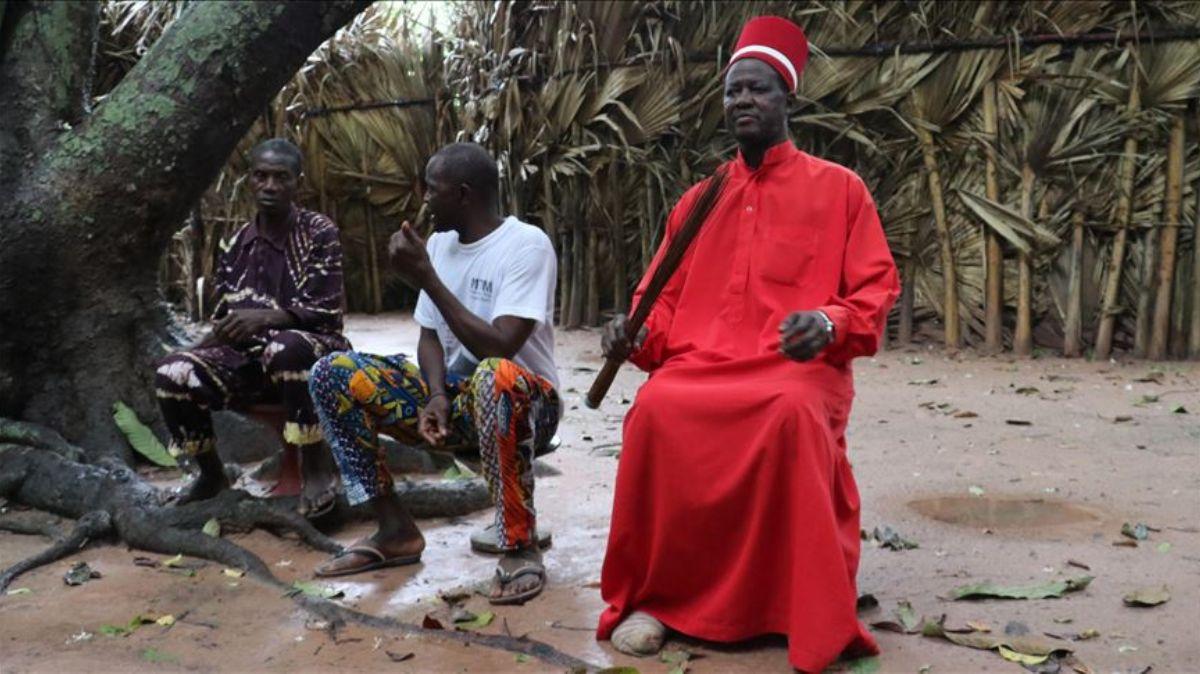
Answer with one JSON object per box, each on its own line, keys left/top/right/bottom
{"left": 104, "top": 1, "right": 1200, "bottom": 358}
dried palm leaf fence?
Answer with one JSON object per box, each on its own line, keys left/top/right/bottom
{"left": 107, "top": 1, "right": 1200, "bottom": 359}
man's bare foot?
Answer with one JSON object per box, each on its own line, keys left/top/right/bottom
{"left": 298, "top": 442, "right": 339, "bottom": 517}
{"left": 488, "top": 545, "right": 545, "bottom": 605}
{"left": 314, "top": 530, "right": 425, "bottom": 577}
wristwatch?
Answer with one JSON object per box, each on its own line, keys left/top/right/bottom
{"left": 816, "top": 310, "right": 836, "bottom": 343}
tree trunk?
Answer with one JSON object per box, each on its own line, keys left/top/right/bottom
{"left": 0, "top": 1, "right": 369, "bottom": 455}
{"left": 1095, "top": 80, "right": 1141, "bottom": 360}
{"left": 916, "top": 125, "right": 959, "bottom": 349}
{"left": 1132, "top": 188, "right": 1162, "bottom": 358}
{"left": 982, "top": 82, "right": 1004, "bottom": 354}
{"left": 1149, "top": 114, "right": 1184, "bottom": 360}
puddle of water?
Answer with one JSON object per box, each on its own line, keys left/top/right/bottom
{"left": 909, "top": 496, "right": 1098, "bottom": 529}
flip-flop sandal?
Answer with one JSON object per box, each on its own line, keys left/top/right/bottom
{"left": 488, "top": 561, "right": 546, "bottom": 606}
{"left": 470, "top": 524, "right": 552, "bottom": 554}
{"left": 313, "top": 544, "right": 421, "bottom": 578}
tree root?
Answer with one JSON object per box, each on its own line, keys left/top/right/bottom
{"left": 0, "top": 510, "right": 71, "bottom": 540}
{"left": 0, "top": 425, "right": 600, "bottom": 670}
{"left": 291, "top": 593, "right": 597, "bottom": 671}
{"left": 0, "top": 510, "right": 111, "bottom": 591}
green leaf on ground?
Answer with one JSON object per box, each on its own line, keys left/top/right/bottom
{"left": 948, "top": 576, "right": 1093, "bottom": 600}
{"left": 1121, "top": 522, "right": 1150, "bottom": 540}
{"left": 99, "top": 624, "right": 132, "bottom": 637}
{"left": 514, "top": 654, "right": 530, "bottom": 664}
{"left": 847, "top": 656, "right": 880, "bottom": 674}
{"left": 288, "top": 580, "right": 344, "bottom": 600}
{"left": 113, "top": 401, "right": 176, "bottom": 467}
{"left": 1157, "top": 542, "right": 1172, "bottom": 553}
{"left": 968, "top": 485, "right": 985, "bottom": 497}
{"left": 6, "top": 588, "right": 32, "bottom": 595}
{"left": 162, "top": 553, "right": 185, "bottom": 567}
{"left": 141, "top": 648, "right": 178, "bottom": 663}
{"left": 1171, "top": 404, "right": 1188, "bottom": 414}
{"left": 442, "top": 460, "right": 477, "bottom": 481}
{"left": 453, "top": 610, "right": 495, "bottom": 630}
{"left": 202, "top": 518, "right": 221, "bottom": 537}
{"left": 1134, "top": 394, "right": 1160, "bottom": 406}
{"left": 1122, "top": 585, "right": 1169, "bottom": 607}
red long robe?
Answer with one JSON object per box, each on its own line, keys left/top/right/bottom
{"left": 597, "top": 141, "right": 899, "bottom": 672}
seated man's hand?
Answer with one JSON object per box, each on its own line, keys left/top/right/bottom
{"left": 388, "top": 222, "right": 435, "bottom": 290}
{"left": 601, "top": 314, "right": 648, "bottom": 362}
{"left": 214, "top": 309, "right": 288, "bottom": 345}
{"left": 418, "top": 393, "right": 452, "bottom": 447}
{"left": 779, "top": 310, "right": 833, "bottom": 362}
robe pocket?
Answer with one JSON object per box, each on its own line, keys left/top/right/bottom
{"left": 756, "top": 238, "right": 814, "bottom": 286}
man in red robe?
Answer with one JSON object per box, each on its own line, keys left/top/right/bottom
{"left": 595, "top": 16, "right": 899, "bottom": 672}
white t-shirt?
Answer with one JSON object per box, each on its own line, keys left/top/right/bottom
{"left": 414, "top": 216, "right": 559, "bottom": 391}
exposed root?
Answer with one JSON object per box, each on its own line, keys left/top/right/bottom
{"left": 289, "top": 592, "right": 598, "bottom": 671}
{"left": 0, "top": 419, "right": 86, "bottom": 461}
{"left": 0, "top": 423, "right": 598, "bottom": 669}
{"left": 0, "top": 510, "right": 70, "bottom": 540}
{"left": 0, "top": 510, "right": 112, "bottom": 591}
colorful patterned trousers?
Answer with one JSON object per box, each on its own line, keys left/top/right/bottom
{"left": 308, "top": 352, "right": 561, "bottom": 551}
{"left": 154, "top": 330, "right": 348, "bottom": 456}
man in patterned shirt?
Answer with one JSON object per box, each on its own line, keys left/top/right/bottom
{"left": 154, "top": 139, "right": 349, "bottom": 515}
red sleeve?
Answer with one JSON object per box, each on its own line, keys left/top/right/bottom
{"left": 818, "top": 174, "right": 900, "bottom": 364}
{"left": 627, "top": 189, "right": 698, "bottom": 372}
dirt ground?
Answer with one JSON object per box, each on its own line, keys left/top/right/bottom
{"left": 2, "top": 313, "right": 1198, "bottom": 673}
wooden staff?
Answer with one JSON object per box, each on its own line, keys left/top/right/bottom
{"left": 585, "top": 167, "right": 729, "bottom": 408}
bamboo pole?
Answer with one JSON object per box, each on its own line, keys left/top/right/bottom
{"left": 1063, "top": 211, "right": 1086, "bottom": 357}
{"left": 585, "top": 225, "right": 600, "bottom": 326}
{"left": 363, "top": 199, "right": 383, "bottom": 315}
{"left": 982, "top": 81, "right": 1004, "bottom": 353}
{"left": 1132, "top": 181, "right": 1162, "bottom": 358}
{"left": 1015, "top": 164, "right": 1035, "bottom": 356}
{"left": 1190, "top": 133, "right": 1200, "bottom": 359}
{"left": 567, "top": 218, "right": 585, "bottom": 328}
{"left": 641, "top": 170, "right": 655, "bottom": 272}
{"left": 1149, "top": 114, "right": 1185, "bottom": 360}
{"left": 541, "top": 158, "right": 566, "bottom": 325}
{"left": 1095, "top": 80, "right": 1141, "bottom": 360}
{"left": 609, "top": 161, "right": 628, "bottom": 314}
{"left": 916, "top": 124, "right": 960, "bottom": 349}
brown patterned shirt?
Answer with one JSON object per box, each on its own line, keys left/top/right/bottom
{"left": 212, "top": 206, "right": 347, "bottom": 337}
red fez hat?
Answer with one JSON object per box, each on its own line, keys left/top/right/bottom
{"left": 729, "top": 16, "right": 808, "bottom": 93}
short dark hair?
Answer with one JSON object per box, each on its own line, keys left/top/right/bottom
{"left": 430, "top": 142, "right": 499, "bottom": 202}
{"left": 250, "top": 138, "right": 303, "bottom": 176}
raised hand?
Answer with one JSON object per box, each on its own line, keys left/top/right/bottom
{"left": 387, "top": 221, "right": 435, "bottom": 290}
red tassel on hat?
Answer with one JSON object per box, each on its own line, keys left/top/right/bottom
{"left": 729, "top": 16, "right": 809, "bottom": 92}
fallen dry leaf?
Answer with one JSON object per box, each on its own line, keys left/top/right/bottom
{"left": 1123, "top": 585, "right": 1170, "bottom": 607}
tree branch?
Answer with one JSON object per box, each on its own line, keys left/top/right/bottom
{"left": 43, "top": 0, "right": 370, "bottom": 271}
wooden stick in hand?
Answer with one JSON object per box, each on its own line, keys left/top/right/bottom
{"left": 585, "top": 167, "right": 729, "bottom": 408}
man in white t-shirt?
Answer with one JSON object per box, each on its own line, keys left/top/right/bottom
{"left": 307, "top": 143, "right": 560, "bottom": 605}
